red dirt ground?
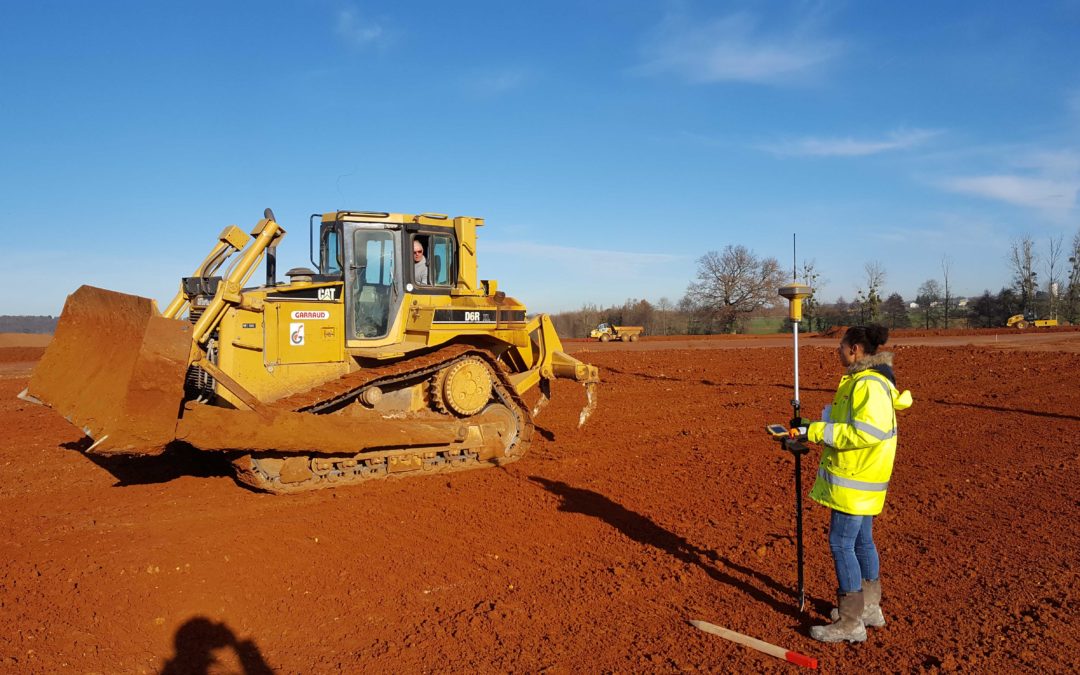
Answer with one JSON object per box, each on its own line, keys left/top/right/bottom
{"left": 1, "top": 333, "right": 1078, "bottom": 673}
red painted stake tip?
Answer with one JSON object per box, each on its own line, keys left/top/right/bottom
{"left": 785, "top": 650, "right": 818, "bottom": 669}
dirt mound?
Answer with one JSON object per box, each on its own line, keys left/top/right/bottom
{"left": 893, "top": 325, "right": 1080, "bottom": 338}
{"left": 0, "top": 340, "right": 1076, "bottom": 672}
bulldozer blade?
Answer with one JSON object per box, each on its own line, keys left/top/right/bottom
{"left": 27, "top": 285, "right": 192, "bottom": 456}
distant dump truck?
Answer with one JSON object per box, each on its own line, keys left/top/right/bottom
{"left": 589, "top": 323, "right": 643, "bottom": 342}
{"left": 1006, "top": 313, "right": 1059, "bottom": 329}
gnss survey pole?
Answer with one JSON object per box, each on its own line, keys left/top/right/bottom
{"left": 778, "top": 281, "right": 812, "bottom": 611}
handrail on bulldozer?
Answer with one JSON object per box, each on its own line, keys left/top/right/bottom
{"left": 162, "top": 225, "right": 252, "bottom": 319}
{"left": 189, "top": 215, "right": 285, "bottom": 348}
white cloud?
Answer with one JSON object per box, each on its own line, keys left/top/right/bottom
{"left": 1068, "top": 89, "right": 1080, "bottom": 118}
{"left": 931, "top": 147, "right": 1080, "bottom": 220}
{"left": 634, "top": 11, "right": 843, "bottom": 85}
{"left": 461, "top": 68, "right": 529, "bottom": 96}
{"left": 762, "top": 129, "right": 942, "bottom": 157}
{"left": 939, "top": 175, "right": 1078, "bottom": 212}
{"left": 1017, "top": 150, "right": 1080, "bottom": 176}
{"left": 335, "top": 7, "right": 389, "bottom": 48}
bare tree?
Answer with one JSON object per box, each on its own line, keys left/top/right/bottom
{"left": 621, "top": 298, "right": 654, "bottom": 331}
{"left": 1008, "top": 236, "right": 1038, "bottom": 314}
{"left": 1046, "top": 234, "right": 1064, "bottom": 319}
{"left": 1067, "top": 229, "right": 1080, "bottom": 324}
{"left": 941, "top": 255, "right": 952, "bottom": 329}
{"left": 800, "top": 259, "right": 825, "bottom": 331}
{"left": 861, "top": 261, "right": 887, "bottom": 322}
{"left": 655, "top": 297, "right": 673, "bottom": 335}
{"left": 684, "top": 245, "right": 786, "bottom": 333}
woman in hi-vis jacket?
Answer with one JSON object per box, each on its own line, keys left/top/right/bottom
{"left": 804, "top": 324, "right": 912, "bottom": 643}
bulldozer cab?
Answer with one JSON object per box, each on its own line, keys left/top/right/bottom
{"left": 315, "top": 213, "right": 465, "bottom": 342}
{"left": 314, "top": 216, "right": 404, "bottom": 340}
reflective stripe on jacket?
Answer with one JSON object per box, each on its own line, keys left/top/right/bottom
{"left": 807, "top": 353, "right": 913, "bottom": 515}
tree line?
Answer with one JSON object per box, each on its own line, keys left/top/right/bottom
{"left": 551, "top": 228, "right": 1080, "bottom": 337}
{"left": 0, "top": 316, "right": 58, "bottom": 333}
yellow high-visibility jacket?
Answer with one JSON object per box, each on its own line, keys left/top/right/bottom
{"left": 807, "top": 352, "right": 913, "bottom": 515}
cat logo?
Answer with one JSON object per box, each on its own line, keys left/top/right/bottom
{"left": 317, "top": 288, "right": 337, "bottom": 301}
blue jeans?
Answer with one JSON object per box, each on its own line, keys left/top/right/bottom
{"left": 829, "top": 510, "right": 880, "bottom": 593}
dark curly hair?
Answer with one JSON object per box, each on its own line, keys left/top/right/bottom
{"left": 843, "top": 324, "right": 889, "bottom": 355}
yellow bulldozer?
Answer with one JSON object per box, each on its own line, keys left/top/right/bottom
{"left": 22, "top": 209, "right": 599, "bottom": 493}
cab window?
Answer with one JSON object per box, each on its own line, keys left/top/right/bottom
{"left": 428, "top": 234, "right": 454, "bottom": 286}
{"left": 321, "top": 227, "right": 342, "bottom": 275}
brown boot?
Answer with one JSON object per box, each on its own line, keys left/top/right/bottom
{"left": 831, "top": 579, "right": 885, "bottom": 627}
{"left": 811, "top": 590, "right": 867, "bottom": 643}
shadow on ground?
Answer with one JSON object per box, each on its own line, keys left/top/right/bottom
{"left": 529, "top": 476, "right": 829, "bottom": 621}
{"left": 61, "top": 439, "right": 234, "bottom": 487}
{"left": 160, "top": 616, "right": 273, "bottom": 675}
{"left": 931, "top": 398, "right": 1080, "bottom": 421}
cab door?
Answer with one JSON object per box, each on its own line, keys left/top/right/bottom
{"left": 345, "top": 225, "right": 402, "bottom": 339}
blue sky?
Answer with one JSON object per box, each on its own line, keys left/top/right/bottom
{"left": 2, "top": 1, "right": 1079, "bottom": 315}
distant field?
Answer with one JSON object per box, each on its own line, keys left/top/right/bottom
{"left": 743, "top": 316, "right": 785, "bottom": 334}
{"left": 0, "top": 333, "right": 51, "bottom": 348}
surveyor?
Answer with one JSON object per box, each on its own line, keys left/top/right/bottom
{"left": 801, "top": 324, "right": 912, "bottom": 643}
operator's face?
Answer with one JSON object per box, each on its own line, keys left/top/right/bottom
{"left": 413, "top": 242, "right": 423, "bottom": 260}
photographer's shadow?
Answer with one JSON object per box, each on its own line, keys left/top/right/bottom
{"left": 160, "top": 617, "right": 272, "bottom": 675}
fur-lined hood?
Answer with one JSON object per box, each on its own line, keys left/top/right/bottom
{"left": 846, "top": 351, "right": 896, "bottom": 384}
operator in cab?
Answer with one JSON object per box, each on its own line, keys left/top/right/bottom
{"left": 413, "top": 238, "right": 428, "bottom": 285}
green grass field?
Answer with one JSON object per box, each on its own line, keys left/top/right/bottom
{"left": 744, "top": 316, "right": 787, "bottom": 334}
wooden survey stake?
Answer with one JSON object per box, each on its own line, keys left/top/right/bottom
{"left": 690, "top": 619, "right": 818, "bottom": 669}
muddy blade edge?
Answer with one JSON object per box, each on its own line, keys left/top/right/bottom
{"left": 27, "top": 285, "right": 191, "bottom": 456}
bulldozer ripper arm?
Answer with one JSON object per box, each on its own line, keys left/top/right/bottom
{"left": 162, "top": 225, "right": 252, "bottom": 319}
{"left": 520, "top": 314, "right": 599, "bottom": 427}
{"left": 190, "top": 216, "right": 284, "bottom": 346}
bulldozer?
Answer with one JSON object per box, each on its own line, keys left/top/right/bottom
{"left": 22, "top": 209, "right": 599, "bottom": 494}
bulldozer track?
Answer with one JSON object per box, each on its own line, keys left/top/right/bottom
{"left": 232, "top": 344, "right": 535, "bottom": 494}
